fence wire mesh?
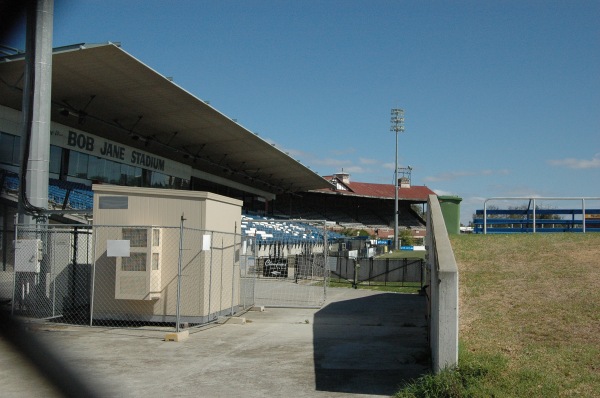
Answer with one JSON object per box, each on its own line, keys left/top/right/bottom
{"left": 8, "top": 222, "right": 331, "bottom": 330}
{"left": 11, "top": 225, "right": 93, "bottom": 323}
{"left": 248, "top": 235, "right": 329, "bottom": 308}
{"left": 91, "top": 225, "right": 256, "bottom": 328}
{"left": 9, "top": 224, "right": 258, "bottom": 331}
{"left": 0, "top": 225, "right": 16, "bottom": 307}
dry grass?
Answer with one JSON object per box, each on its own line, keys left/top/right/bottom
{"left": 451, "top": 233, "right": 600, "bottom": 397}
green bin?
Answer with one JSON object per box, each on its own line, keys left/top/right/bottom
{"left": 438, "top": 195, "right": 462, "bottom": 235}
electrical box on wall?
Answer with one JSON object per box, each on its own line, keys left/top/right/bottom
{"left": 15, "top": 239, "right": 43, "bottom": 273}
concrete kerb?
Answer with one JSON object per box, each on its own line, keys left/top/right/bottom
{"left": 164, "top": 330, "right": 189, "bottom": 342}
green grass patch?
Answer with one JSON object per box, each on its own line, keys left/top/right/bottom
{"left": 396, "top": 343, "right": 509, "bottom": 398}
{"left": 395, "top": 233, "right": 600, "bottom": 398}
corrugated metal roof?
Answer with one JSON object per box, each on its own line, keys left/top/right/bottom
{"left": 314, "top": 175, "right": 435, "bottom": 201}
{"left": 0, "top": 42, "right": 332, "bottom": 194}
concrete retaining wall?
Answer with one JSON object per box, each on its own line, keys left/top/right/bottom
{"left": 426, "top": 194, "right": 459, "bottom": 372}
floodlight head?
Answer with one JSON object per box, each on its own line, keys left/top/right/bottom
{"left": 390, "top": 108, "right": 405, "bottom": 133}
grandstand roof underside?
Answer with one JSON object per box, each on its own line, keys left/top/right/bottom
{"left": 0, "top": 42, "right": 332, "bottom": 194}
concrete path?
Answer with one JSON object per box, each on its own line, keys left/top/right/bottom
{"left": 1, "top": 288, "right": 429, "bottom": 397}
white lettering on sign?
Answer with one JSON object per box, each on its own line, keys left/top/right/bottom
{"left": 265, "top": 259, "right": 287, "bottom": 266}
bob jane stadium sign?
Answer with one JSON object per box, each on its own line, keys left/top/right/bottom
{"left": 50, "top": 123, "right": 190, "bottom": 179}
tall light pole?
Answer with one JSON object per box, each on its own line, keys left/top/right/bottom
{"left": 391, "top": 108, "right": 405, "bottom": 250}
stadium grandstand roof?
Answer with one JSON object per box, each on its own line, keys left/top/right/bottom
{"left": 0, "top": 42, "right": 332, "bottom": 195}
{"left": 315, "top": 174, "right": 435, "bottom": 202}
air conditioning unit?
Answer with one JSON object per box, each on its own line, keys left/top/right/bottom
{"left": 115, "top": 227, "right": 162, "bottom": 300}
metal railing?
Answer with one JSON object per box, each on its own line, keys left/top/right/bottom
{"left": 481, "top": 197, "right": 600, "bottom": 234}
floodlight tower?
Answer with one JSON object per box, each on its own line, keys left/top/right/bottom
{"left": 391, "top": 108, "right": 405, "bottom": 250}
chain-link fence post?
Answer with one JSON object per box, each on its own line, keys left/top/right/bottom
{"left": 89, "top": 224, "right": 97, "bottom": 326}
{"left": 230, "top": 224, "right": 236, "bottom": 316}
{"left": 219, "top": 236, "right": 223, "bottom": 315}
{"left": 207, "top": 231, "right": 213, "bottom": 321}
{"left": 175, "top": 215, "right": 185, "bottom": 333}
{"left": 10, "top": 214, "right": 18, "bottom": 316}
{"left": 322, "top": 220, "right": 328, "bottom": 302}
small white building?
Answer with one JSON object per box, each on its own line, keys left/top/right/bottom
{"left": 91, "top": 184, "right": 242, "bottom": 323}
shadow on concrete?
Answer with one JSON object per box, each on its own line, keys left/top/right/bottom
{"left": 313, "top": 293, "right": 430, "bottom": 396}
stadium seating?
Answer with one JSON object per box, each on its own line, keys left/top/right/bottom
{"left": 241, "top": 214, "right": 345, "bottom": 243}
{"left": 271, "top": 192, "right": 424, "bottom": 231}
{"left": 0, "top": 172, "right": 94, "bottom": 210}
{"left": 48, "top": 179, "right": 93, "bottom": 210}
{"left": 0, "top": 170, "right": 19, "bottom": 193}
{"left": 1, "top": 169, "right": 419, "bottom": 235}
{"left": 472, "top": 208, "right": 600, "bottom": 233}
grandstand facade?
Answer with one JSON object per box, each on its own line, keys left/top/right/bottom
{"left": 0, "top": 42, "right": 433, "bottom": 271}
{"left": 0, "top": 45, "right": 328, "bottom": 209}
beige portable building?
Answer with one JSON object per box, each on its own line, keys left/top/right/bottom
{"left": 91, "top": 185, "right": 243, "bottom": 323}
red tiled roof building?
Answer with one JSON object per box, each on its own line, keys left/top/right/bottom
{"left": 272, "top": 172, "right": 436, "bottom": 238}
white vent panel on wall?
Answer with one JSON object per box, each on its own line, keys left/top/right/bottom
{"left": 114, "top": 227, "right": 162, "bottom": 300}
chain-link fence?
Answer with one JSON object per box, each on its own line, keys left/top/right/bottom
{"left": 252, "top": 244, "right": 329, "bottom": 308}
{"left": 0, "top": 223, "right": 17, "bottom": 308}
{"left": 242, "top": 219, "right": 331, "bottom": 308}
{"left": 7, "top": 221, "right": 331, "bottom": 329}
{"left": 255, "top": 251, "right": 329, "bottom": 308}
{"left": 9, "top": 223, "right": 256, "bottom": 330}
{"left": 91, "top": 225, "right": 255, "bottom": 327}
{"left": 11, "top": 224, "right": 93, "bottom": 323}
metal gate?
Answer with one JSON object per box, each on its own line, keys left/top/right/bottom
{"left": 243, "top": 219, "right": 330, "bottom": 308}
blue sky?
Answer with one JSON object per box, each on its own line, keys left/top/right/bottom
{"left": 5, "top": 0, "right": 600, "bottom": 224}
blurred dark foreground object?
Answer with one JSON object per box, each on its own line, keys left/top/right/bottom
{"left": 0, "top": 307, "right": 102, "bottom": 398}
